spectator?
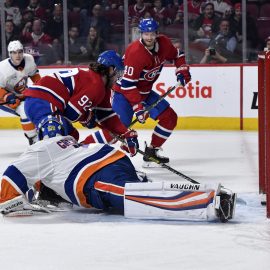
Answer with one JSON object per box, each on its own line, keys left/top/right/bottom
{"left": 21, "top": 19, "right": 52, "bottom": 47}
{"left": 67, "top": 26, "right": 87, "bottom": 64}
{"left": 189, "top": 2, "right": 220, "bottom": 44}
{"left": 104, "top": 3, "right": 124, "bottom": 44}
{"left": 179, "top": 0, "right": 206, "bottom": 23}
{"left": 68, "top": 5, "right": 81, "bottom": 29}
{"left": 5, "top": 20, "right": 19, "bottom": 45}
{"left": 200, "top": 18, "right": 239, "bottom": 63}
{"left": 25, "top": 0, "right": 47, "bottom": 21}
{"left": 166, "top": 0, "right": 181, "bottom": 22}
{"left": 173, "top": 9, "right": 184, "bottom": 24}
{"left": 209, "top": 0, "right": 232, "bottom": 17}
{"left": 20, "top": 19, "right": 55, "bottom": 65}
{"left": 265, "top": 36, "right": 270, "bottom": 52}
{"left": 128, "top": 0, "right": 151, "bottom": 27}
{"left": 4, "top": 0, "right": 22, "bottom": 27}
{"left": 20, "top": 9, "right": 34, "bottom": 31}
{"left": 80, "top": 4, "right": 111, "bottom": 42}
{"left": 45, "top": 3, "right": 64, "bottom": 40}
{"left": 229, "top": 3, "right": 258, "bottom": 61}
{"left": 151, "top": 0, "right": 171, "bottom": 27}
{"left": 85, "top": 26, "right": 105, "bottom": 61}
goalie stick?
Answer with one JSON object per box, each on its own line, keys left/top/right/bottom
{"left": 129, "top": 82, "right": 181, "bottom": 128}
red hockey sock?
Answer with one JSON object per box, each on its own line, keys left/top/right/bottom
{"left": 151, "top": 107, "right": 177, "bottom": 148}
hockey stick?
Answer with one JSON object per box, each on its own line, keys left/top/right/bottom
{"left": 136, "top": 147, "right": 199, "bottom": 184}
{"left": 129, "top": 82, "right": 181, "bottom": 128}
{"left": 110, "top": 131, "right": 199, "bottom": 184}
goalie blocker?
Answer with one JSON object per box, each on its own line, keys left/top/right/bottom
{"left": 124, "top": 182, "right": 236, "bottom": 223}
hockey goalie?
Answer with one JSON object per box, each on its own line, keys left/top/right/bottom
{"left": 0, "top": 129, "right": 236, "bottom": 222}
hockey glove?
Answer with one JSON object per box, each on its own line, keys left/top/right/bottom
{"left": 79, "top": 110, "right": 97, "bottom": 129}
{"left": 120, "top": 129, "right": 139, "bottom": 157}
{"left": 0, "top": 195, "right": 51, "bottom": 217}
{"left": 133, "top": 102, "right": 149, "bottom": 124}
{"left": 3, "top": 93, "right": 20, "bottom": 109}
{"left": 175, "top": 64, "right": 191, "bottom": 86}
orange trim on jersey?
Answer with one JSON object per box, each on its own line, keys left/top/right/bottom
{"left": 76, "top": 150, "right": 126, "bottom": 208}
{"left": 30, "top": 73, "right": 41, "bottom": 83}
{"left": 126, "top": 191, "right": 215, "bottom": 209}
{"left": 94, "top": 181, "right": 124, "bottom": 196}
{"left": 0, "top": 87, "right": 8, "bottom": 99}
{"left": 0, "top": 179, "right": 21, "bottom": 203}
{"left": 21, "top": 122, "right": 36, "bottom": 131}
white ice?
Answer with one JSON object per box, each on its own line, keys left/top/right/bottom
{"left": 0, "top": 129, "right": 269, "bottom": 270}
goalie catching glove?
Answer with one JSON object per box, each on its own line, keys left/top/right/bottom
{"left": 120, "top": 129, "right": 139, "bottom": 157}
{"left": 175, "top": 64, "right": 191, "bottom": 86}
{"left": 0, "top": 195, "right": 51, "bottom": 217}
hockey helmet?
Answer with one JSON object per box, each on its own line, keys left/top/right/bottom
{"left": 38, "top": 115, "right": 65, "bottom": 140}
{"left": 8, "top": 40, "right": 24, "bottom": 56}
{"left": 138, "top": 18, "right": 159, "bottom": 33}
{"left": 97, "top": 50, "right": 124, "bottom": 71}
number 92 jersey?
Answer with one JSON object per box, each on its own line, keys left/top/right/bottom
{"left": 23, "top": 68, "right": 106, "bottom": 122}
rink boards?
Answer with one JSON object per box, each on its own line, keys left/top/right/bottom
{"left": 0, "top": 64, "right": 258, "bottom": 130}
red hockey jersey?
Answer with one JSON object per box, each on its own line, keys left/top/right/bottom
{"left": 112, "top": 35, "right": 186, "bottom": 105}
{"left": 24, "top": 68, "right": 106, "bottom": 122}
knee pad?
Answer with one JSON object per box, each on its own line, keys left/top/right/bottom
{"left": 38, "top": 115, "right": 65, "bottom": 140}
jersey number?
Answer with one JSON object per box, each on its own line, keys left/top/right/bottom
{"left": 78, "top": 95, "right": 92, "bottom": 111}
{"left": 124, "top": 66, "right": 134, "bottom": 76}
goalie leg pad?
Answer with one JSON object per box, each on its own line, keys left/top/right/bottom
{"left": 124, "top": 182, "right": 219, "bottom": 221}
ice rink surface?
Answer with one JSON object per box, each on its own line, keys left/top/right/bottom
{"left": 0, "top": 129, "right": 269, "bottom": 270}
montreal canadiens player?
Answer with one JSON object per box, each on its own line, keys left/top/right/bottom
{"left": 23, "top": 50, "right": 136, "bottom": 148}
{"left": 111, "top": 18, "right": 191, "bottom": 167}
{"left": 0, "top": 40, "right": 41, "bottom": 144}
{"left": 80, "top": 51, "right": 139, "bottom": 157}
{"left": 0, "top": 134, "right": 236, "bottom": 223}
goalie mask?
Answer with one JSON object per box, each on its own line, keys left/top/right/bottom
{"left": 38, "top": 115, "right": 65, "bottom": 140}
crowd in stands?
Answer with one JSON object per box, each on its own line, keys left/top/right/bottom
{"left": 1, "top": 0, "right": 269, "bottom": 65}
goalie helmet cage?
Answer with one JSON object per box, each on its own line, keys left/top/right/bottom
{"left": 258, "top": 51, "right": 270, "bottom": 218}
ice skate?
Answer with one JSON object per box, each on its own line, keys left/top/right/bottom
{"left": 36, "top": 183, "right": 73, "bottom": 211}
{"left": 142, "top": 142, "right": 170, "bottom": 168}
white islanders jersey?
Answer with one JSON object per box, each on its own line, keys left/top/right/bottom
{"left": 0, "top": 53, "right": 38, "bottom": 94}
{"left": 1, "top": 136, "right": 125, "bottom": 207}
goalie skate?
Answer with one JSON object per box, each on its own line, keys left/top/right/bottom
{"left": 215, "top": 185, "right": 236, "bottom": 223}
{"left": 37, "top": 183, "right": 73, "bottom": 210}
{"left": 33, "top": 199, "right": 73, "bottom": 212}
